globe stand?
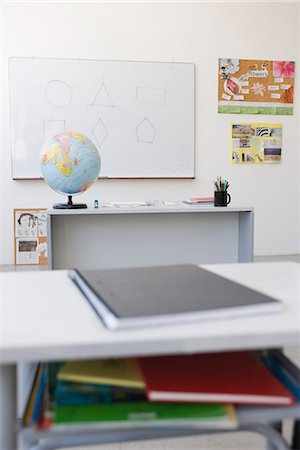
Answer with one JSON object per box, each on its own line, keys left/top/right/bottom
{"left": 53, "top": 195, "right": 87, "bottom": 209}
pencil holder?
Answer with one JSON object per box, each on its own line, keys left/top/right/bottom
{"left": 214, "top": 191, "right": 231, "bottom": 207}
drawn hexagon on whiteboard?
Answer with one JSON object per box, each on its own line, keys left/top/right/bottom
{"left": 46, "top": 80, "right": 73, "bottom": 108}
{"left": 136, "top": 117, "right": 156, "bottom": 144}
{"left": 91, "top": 118, "right": 109, "bottom": 149}
{"left": 90, "top": 82, "right": 115, "bottom": 107}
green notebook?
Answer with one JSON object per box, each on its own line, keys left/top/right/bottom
{"left": 54, "top": 402, "right": 236, "bottom": 428}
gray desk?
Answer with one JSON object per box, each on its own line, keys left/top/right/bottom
{"left": 1, "top": 262, "right": 299, "bottom": 450}
{"left": 47, "top": 205, "right": 254, "bottom": 269}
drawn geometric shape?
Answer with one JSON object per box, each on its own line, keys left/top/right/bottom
{"left": 43, "top": 119, "right": 65, "bottom": 140}
{"left": 91, "top": 118, "right": 109, "bottom": 149}
{"left": 136, "top": 117, "right": 156, "bottom": 144}
{"left": 136, "top": 87, "right": 166, "bottom": 105}
{"left": 46, "top": 80, "right": 73, "bottom": 108}
{"left": 91, "top": 82, "right": 115, "bottom": 107}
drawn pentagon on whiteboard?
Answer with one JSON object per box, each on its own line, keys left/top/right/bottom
{"left": 136, "top": 117, "right": 156, "bottom": 144}
{"left": 90, "top": 82, "right": 115, "bottom": 107}
{"left": 46, "top": 80, "right": 73, "bottom": 108}
{"left": 91, "top": 118, "right": 109, "bottom": 149}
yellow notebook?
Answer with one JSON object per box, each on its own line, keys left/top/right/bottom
{"left": 57, "top": 358, "right": 145, "bottom": 389}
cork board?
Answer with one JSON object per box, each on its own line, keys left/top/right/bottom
{"left": 218, "top": 58, "right": 295, "bottom": 115}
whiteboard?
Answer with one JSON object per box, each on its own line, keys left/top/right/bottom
{"left": 9, "top": 57, "right": 194, "bottom": 179}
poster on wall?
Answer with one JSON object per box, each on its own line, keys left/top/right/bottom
{"left": 218, "top": 58, "right": 295, "bottom": 115}
{"left": 230, "top": 123, "right": 282, "bottom": 164}
{"left": 14, "top": 209, "right": 48, "bottom": 265}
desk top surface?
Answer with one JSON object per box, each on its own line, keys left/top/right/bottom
{"left": 1, "top": 262, "right": 299, "bottom": 364}
{"left": 47, "top": 205, "right": 254, "bottom": 216}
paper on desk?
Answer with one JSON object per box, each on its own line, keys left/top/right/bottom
{"left": 101, "top": 201, "right": 181, "bottom": 208}
{"left": 102, "top": 202, "right": 148, "bottom": 208}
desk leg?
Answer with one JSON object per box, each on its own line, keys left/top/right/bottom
{"left": 238, "top": 211, "right": 254, "bottom": 262}
{"left": 0, "top": 364, "right": 17, "bottom": 450}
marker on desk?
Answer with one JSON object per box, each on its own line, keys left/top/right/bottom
{"left": 214, "top": 177, "right": 230, "bottom": 192}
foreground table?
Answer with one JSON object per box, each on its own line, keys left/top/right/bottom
{"left": 0, "top": 262, "right": 299, "bottom": 450}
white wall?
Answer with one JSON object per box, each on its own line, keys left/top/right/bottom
{"left": 1, "top": 2, "right": 299, "bottom": 264}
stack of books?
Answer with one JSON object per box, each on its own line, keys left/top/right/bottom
{"left": 23, "top": 351, "right": 298, "bottom": 430}
{"left": 51, "top": 357, "right": 236, "bottom": 428}
{"left": 182, "top": 197, "right": 214, "bottom": 206}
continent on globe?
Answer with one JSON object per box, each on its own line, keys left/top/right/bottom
{"left": 40, "top": 131, "right": 101, "bottom": 209}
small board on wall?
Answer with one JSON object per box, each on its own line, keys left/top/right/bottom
{"left": 218, "top": 58, "right": 295, "bottom": 115}
{"left": 9, "top": 57, "right": 195, "bottom": 179}
{"left": 230, "top": 123, "right": 282, "bottom": 164}
{"left": 14, "top": 209, "right": 48, "bottom": 265}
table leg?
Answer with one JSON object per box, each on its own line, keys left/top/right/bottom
{"left": 266, "top": 423, "right": 283, "bottom": 450}
{"left": 292, "top": 421, "right": 300, "bottom": 450}
{"left": 0, "top": 364, "right": 17, "bottom": 450}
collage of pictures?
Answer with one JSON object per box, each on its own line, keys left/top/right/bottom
{"left": 14, "top": 209, "right": 48, "bottom": 265}
{"left": 231, "top": 123, "right": 282, "bottom": 164}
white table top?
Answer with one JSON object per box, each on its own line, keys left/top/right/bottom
{"left": 47, "top": 205, "right": 253, "bottom": 216}
{"left": 1, "top": 262, "right": 299, "bottom": 364}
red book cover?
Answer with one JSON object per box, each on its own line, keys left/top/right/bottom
{"left": 138, "top": 352, "right": 295, "bottom": 405}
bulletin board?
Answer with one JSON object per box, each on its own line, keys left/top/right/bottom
{"left": 218, "top": 58, "right": 295, "bottom": 115}
{"left": 9, "top": 57, "right": 195, "bottom": 179}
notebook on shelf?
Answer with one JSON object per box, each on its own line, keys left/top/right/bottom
{"left": 69, "top": 264, "right": 283, "bottom": 331}
{"left": 138, "top": 352, "right": 295, "bottom": 406}
{"left": 57, "top": 359, "right": 145, "bottom": 389}
{"left": 262, "top": 352, "right": 300, "bottom": 401}
{"left": 54, "top": 401, "right": 237, "bottom": 428}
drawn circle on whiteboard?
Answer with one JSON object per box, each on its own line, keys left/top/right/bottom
{"left": 46, "top": 80, "right": 73, "bottom": 108}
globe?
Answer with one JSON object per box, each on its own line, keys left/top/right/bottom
{"left": 40, "top": 131, "right": 101, "bottom": 208}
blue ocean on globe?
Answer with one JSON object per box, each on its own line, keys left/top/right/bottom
{"left": 40, "top": 131, "right": 100, "bottom": 195}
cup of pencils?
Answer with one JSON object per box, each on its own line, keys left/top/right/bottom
{"left": 214, "top": 177, "right": 231, "bottom": 207}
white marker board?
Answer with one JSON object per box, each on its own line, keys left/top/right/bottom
{"left": 9, "top": 57, "right": 194, "bottom": 179}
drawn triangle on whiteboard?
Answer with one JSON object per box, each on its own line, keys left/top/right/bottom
{"left": 91, "top": 82, "right": 115, "bottom": 107}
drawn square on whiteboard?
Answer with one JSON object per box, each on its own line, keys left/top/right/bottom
{"left": 43, "top": 119, "right": 65, "bottom": 141}
{"left": 9, "top": 57, "right": 194, "bottom": 179}
{"left": 136, "top": 87, "right": 166, "bottom": 105}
